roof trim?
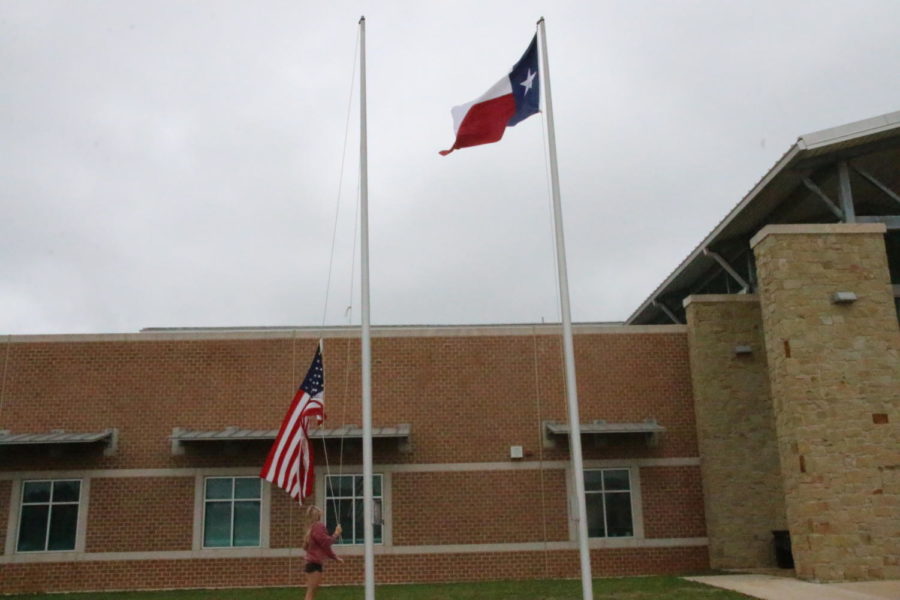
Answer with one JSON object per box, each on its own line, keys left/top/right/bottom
{"left": 625, "top": 143, "right": 802, "bottom": 325}
{"left": 544, "top": 421, "right": 665, "bottom": 435}
{"left": 626, "top": 109, "right": 900, "bottom": 325}
{"left": 170, "top": 425, "right": 410, "bottom": 441}
{"left": 543, "top": 420, "right": 665, "bottom": 449}
{"left": 799, "top": 110, "right": 900, "bottom": 150}
{"left": 169, "top": 425, "right": 411, "bottom": 455}
{"left": 5, "top": 323, "right": 686, "bottom": 344}
{"left": 0, "top": 429, "right": 118, "bottom": 455}
{"left": 0, "top": 429, "right": 114, "bottom": 445}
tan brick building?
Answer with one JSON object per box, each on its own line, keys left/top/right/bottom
{"left": 1, "top": 111, "right": 898, "bottom": 593}
{"left": 631, "top": 111, "right": 900, "bottom": 582}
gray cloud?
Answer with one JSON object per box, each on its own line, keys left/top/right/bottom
{"left": 2, "top": 0, "right": 899, "bottom": 333}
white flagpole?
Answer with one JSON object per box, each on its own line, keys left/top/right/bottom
{"left": 537, "top": 17, "right": 593, "bottom": 600}
{"left": 358, "top": 15, "right": 376, "bottom": 600}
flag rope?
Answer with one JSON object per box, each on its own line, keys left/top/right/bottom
{"left": 318, "top": 340, "right": 338, "bottom": 520}
{"left": 337, "top": 333, "right": 355, "bottom": 518}
{"left": 537, "top": 111, "right": 569, "bottom": 547}
{"left": 531, "top": 327, "right": 551, "bottom": 579}
{"left": 0, "top": 336, "right": 11, "bottom": 426}
{"left": 320, "top": 29, "right": 360, "bottom": 328}
{"left": 539, "top": 111, "right": 562, "bottom": 325}
{"left": 331, "top": 181, "right": 361, "bottom": 511}
{"left": 538, "top": 109, "right": 568, "bottom": 468}
{"left": 267, "top": 28, "right": 360, "bottom": 577}
{"left": 320, "top": 177, "right": 361, "bottom": 533}
{"left": 320, "top": 134, "right": 363, "bottom": 537}
{"left": 316, "top": 26, "right": 361, "bottom": 533}
{"left": 317, "top": 341, "right": 340, "bottom": 528}
{"left": 533, "top": 34, "right": 561, "bottom": 578}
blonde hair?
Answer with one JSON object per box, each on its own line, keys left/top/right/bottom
{"left": 303, "top": 505, "right": 323, "bottom": 549}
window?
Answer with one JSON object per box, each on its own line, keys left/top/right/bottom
{"left": 17, "top": 480, "right": 81, "bottom": 552}
{"left": 584, "top": 469, "right": 634, "bottom": 538}
{"left": 203, "top": 477, "right": 261, "bottom": 548}
{"left": 325, "top": 474, "right": 383, "bottom": 545}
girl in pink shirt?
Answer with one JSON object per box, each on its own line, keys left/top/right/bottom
{"left": 303, "top": 505, "right": 342, "bottom": 600}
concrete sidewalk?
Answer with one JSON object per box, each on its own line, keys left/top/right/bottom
{"left": 685, "top": 574, "right": 900, "bottom": 600}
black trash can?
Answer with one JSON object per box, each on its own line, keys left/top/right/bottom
{"left": 772, "top": 530, "right": 794, "bottom": 569}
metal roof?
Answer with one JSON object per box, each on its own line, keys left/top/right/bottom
{"left": 0, "top": 429, "right": 115, "bottom": 445}
{"left": 627, "top": 110, "right": 900, "bottom": 325}
{"left": 170, "top": 425, "right": 410, "bottom": 442}
{"left": 544, "top": 421, "right": 665, "bottom": 435}
{"left": 799, "top": 111, "right": 900, "bottom": 152}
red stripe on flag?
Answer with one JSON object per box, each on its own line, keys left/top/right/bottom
{"left": 440, "top": 94, "right": 516, "bottom": 155}
{"left": 261, "top": 388, "right": 307, "bottom": 481}
{"left": 260, "top": 344, "right": 325, "bottom": 505}
{"left": 261, "top": 393, "right": 323, "bottom": 504}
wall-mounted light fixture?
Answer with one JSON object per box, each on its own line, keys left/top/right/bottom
{"left": 733, "top": 345, "right": 752, "bottom": 355}
{"left": 831, "top": 291, "right": 858, "bottom": 304}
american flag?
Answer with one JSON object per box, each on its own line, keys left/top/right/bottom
{"left": 260, "top": 342, "right": 325, "bottom": 502}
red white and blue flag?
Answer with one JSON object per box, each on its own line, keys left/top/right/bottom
{"left": 440, "top": 36, "right": 540, "bottom": 156}
{"left": 260, "top": 343, "right": 325, "bottom": 503}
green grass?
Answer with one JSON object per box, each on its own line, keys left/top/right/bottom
{"left": 3, "top": 576, "right": 752, "bottom": 599}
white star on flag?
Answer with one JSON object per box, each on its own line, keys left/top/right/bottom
{"left": 520, "top": 69, "right": 536, "bottom": 95}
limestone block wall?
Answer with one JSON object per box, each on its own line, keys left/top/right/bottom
{"left": 684, "top": 295, "right": 786, "bottom": 569}
{"left": 751, "top": 223, "right": 900, "bottom": 582}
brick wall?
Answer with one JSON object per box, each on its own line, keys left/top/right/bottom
{"left": 1, "top": 558, "right": 305, "bottom": 594}
{"left": 0, "top": 338, "right": 299, "bottom": 471}
{"left": 639, "top": 466, "right": 707, "bottom": 539}
{"left": 269, "top": 482, "right": 309, "bottom": 549}
{"left": 0, "top": 329, "right": 696, "bottom": 469}
{"left": 573, "top": 332, "right": 697, "bottom": 459}
{"left": 86, "top": 477, "right": 194, "bottom": 552}
{"left": 683, "top": 295, "right": 786, "bottom": 568}
{"left": 0, "top": 546, "right": 711, "bottom": 594}
{"left": 0, "top": 325, "right": 706, "bottom": 593}
{"left": 392, "top": 469, "right": 569, "bottom": 545}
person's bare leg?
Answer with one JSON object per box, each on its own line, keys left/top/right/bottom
{"left": 304, "top": 570, "right": 323, "bottom": 600}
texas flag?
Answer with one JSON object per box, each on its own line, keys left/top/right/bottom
{"left": 439, "top": 36, "right": 540, "bottom": 156}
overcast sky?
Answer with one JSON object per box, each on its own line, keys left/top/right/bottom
{"left": 2, "top": 1, "right": 899, "bottom": 334}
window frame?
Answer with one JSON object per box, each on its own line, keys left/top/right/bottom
{"left": 317, "top": 471, "right": 390, "bottom": 547}
{"left": 14, "top": 478, "right": 85, "bottom": 554}
{"left": 200, "top": 475, "right": 263, "bottom": 549}
{"left": 583, "top": 468, "right": 635, "bottom": 539}
{"left": 192, "top": 469, "right": 271, "bottom": 552}
{"left": 566, "top": 464, "right": 644, "bottom": 544}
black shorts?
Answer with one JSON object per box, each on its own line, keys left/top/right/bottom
{"left": 304, "top": 562, "right": 323, "bottom": 573}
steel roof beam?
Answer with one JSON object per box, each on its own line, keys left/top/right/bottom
{"left": 838, "top": 161, "right": 856, "bottom": 222}
{"left": 802, "top": 176, "right": 845, "bottom": 220}
{"left": 851, "top": 163, "right": 900, "bottom": 207}
{"left": 652, "top": 299, "right": 682, "bottom": 324}
{"left": 703, "top": 248, "right": 750, "bottom": 293}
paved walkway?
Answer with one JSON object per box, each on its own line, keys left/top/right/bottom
{"left": 685, "top": 574, "right": 900, "bottom": 600}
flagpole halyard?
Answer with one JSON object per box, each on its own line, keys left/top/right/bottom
{"left": 537, "top": 18, "right": 594, "bottom": 600}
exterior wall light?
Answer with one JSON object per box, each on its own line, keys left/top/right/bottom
{"left": 733, "top": 345, "right": 752, "bottom": 355}
{"left": 831, "top": 291, "right": 858, "bottom": 304}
